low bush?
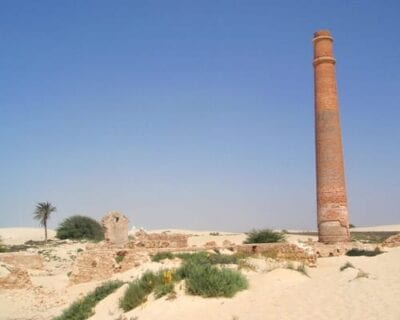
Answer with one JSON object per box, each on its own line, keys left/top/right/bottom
{"left": 346, "top": 247, "right": 383, "bottom": 257}
{"left": 120, "top": 277, "right": 153, "bottom": 311}
{"left": 244, "top": 229, "right": 286, "bottom": 244}
{"left": 152, "top": 251, "right": 238, "bottom": 266}
{"left": 115, "top": 255, "right": 124, "bottom": 263}
{"left": 120, "top": 270, "right": 167, "bottom": 311}
{"left": 150, "top": 252, "right": 174, "bottom": 262}
{"left": 54, "top": 280, "right": 123, "bottom": 320}
{"left": 184, "top": 263, "right": 248, "bottom": 298}
{"left": 121, "top": 251, "right": 248, "bottom": 311}
{"left": 56, "top": 215, "right": 104, "bottom": 241}
{"left": 208, "top": 253, "right": 238, "bottom": 265}
{"left": 154, "top": 282, "right": 175, "bottom": 298}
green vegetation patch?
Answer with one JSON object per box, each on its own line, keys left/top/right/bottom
{"left": 346, "top": 247, "right": 383, "bottom": 257}
{"left": 120, "top": 270, "right": 173, "bottom": 311}
{"left": 56, "top": 215, "right": 104, "bottom": 241}
{"left": 151, "top": 251, "right": 238, "bottom": 265}
{"left": 122, "top": 251, "right": 248, "bottom": 312}
{"left": 53, "top": 280, "right": 123, "bottom": 320}
{"left": 150, "top": 252, "right": 174, "bottom": 262}
{"left": 244, "top": 229, "right": 286, "bottom": 244}
{"left": 351, "top": 231, "right": 397, "bottom": 244}
{"left": 184, "top": 263, "right": 248, "bottom": 298}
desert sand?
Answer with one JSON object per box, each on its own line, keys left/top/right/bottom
{"left": 0, "top": 226, "right": 400, "bottom": 320}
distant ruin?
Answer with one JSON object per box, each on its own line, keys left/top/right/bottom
{"left": 101, "top": 211, "right": 129, "bottom": 245}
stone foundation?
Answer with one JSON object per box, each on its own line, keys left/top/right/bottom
{"left": 382, "top": 233, "right": 400, "bottom": 248}
{"left": 0, "top": 263, "right": 32, "bottom": 289}
{"left": 69, "top": 246, "right": 147, "bottom": 284}
{"left": 311, "top": 241, "right": 380, "bottom": 257}
{"left": 0, "top": 253, "right": 44, "bottom": 270}
{"left": 236, "top": 243, "right": 317, "bottom": 266}
{"left": 132, "top": 231, "right": 188, "bottom": 249}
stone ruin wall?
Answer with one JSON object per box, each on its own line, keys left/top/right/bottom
{"left": 382, "top": 233, "right": 400, "bottom": 248}
{"left": 236, "top": 243, "right": 317, "bottom": 267}
{"left": 0, "top": 253, "right": 43, "bottom": 289}
{"left": 132, "top": 231, "right": 188, "bottom": 249}
{"left": 0, "top": 263, "right": 32, "bottom": 289}
{"left": 69, "top": 230, "right": 189, "bottom": 284}
{"left": 101, "top": 211, "right": 129, "bottom": 246}
{"left": 69, "top": 246, "right": 147, "bottom": 284}
{"left": 311, "top": 241, "right": 384, "bottom": 257}
{"left": 0, "top": 252, "right": 44, "bottom": 270}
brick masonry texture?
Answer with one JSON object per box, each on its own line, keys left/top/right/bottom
{"left": 313, "top": 30, "right": 350, "bottom": 243}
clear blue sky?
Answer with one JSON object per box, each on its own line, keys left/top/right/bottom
{"left": 1, "top": 0, "right": 399, "bottom": 231}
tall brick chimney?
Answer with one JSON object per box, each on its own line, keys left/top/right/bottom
{"left": 313, "top": 30, "right": 350, "bottom": 243}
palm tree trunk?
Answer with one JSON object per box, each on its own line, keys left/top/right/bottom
{"left": 44, "top": 221, "right": 47, "bottom": 247}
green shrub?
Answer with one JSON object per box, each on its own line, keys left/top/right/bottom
{"left": 151, "top": 252, "right": 174, "bottom": 262}
{"left": 121, "top": 251, "right": 248, "bottom": 311}
{"left": 175, "top": 252, "right": 238, "bottom": 266}
{"left": 54, "top": 280, "right": 123, "bottom": 320}
{"left": 175, "top": 252, "right": 209, "bottom": 263}
{"left": 346, "top": 247, "right": 383, "bottom": 257}
{"left": 184, "top": 263, "right": 248, "bottom": 298}
{"left": 120, "top": 278, "right": 152, "bottom": 311}
{"left": 244, "top": 229, "right": 286, "bottom": 244}
{"left": 120, "top": 270, "right": 165, "bottom": 311}
{"left": 56, "top": 215, "right": 104, "bottom": 241}
{"left": 208, "top": 253, "right": 238, "bottom": 265}
{"left": 115, "top": 255, "right": 124, "bottom": 263}
{"left": 154, "top": 282, "right": 175, "bottom": 298}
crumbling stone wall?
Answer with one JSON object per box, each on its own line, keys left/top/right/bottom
{"left": 0, "top": 263, "right": 32, "bottom": 289}
{"left": 311, "top": 241, "right": 380, "bottom": 257}
{"left": 133, "top": 231, "right": 188, "bottom": 248}
{"left": 236, "top": 243, "right": 317, "bottom": 266}
{"left": 0, "top": 253, "right": 43, "bottom": 270}
{"left": 382, "top": 233, "right": 400, "bottom": 248}
{"left": 101, "top": 211, "right": 129, "bottom": 245}
{"left": 69, "top": 247, "right": 146, "bottom": 284}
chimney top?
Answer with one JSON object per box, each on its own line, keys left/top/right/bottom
{"left": 314, "top": 30, "right": 332, "bottom": 38}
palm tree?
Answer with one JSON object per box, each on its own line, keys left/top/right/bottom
{"left": 33, "top": 202, "right": 57, "bottom": 246}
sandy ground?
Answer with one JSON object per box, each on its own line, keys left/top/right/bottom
{"left": 0, "top": 228, "right": 56, "bottom": 245}
{"left": 0, "top": 226, "right": 399, "bottom": 320}
{"left": 351, "top": 225, "right": 400, "bottom": 232}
